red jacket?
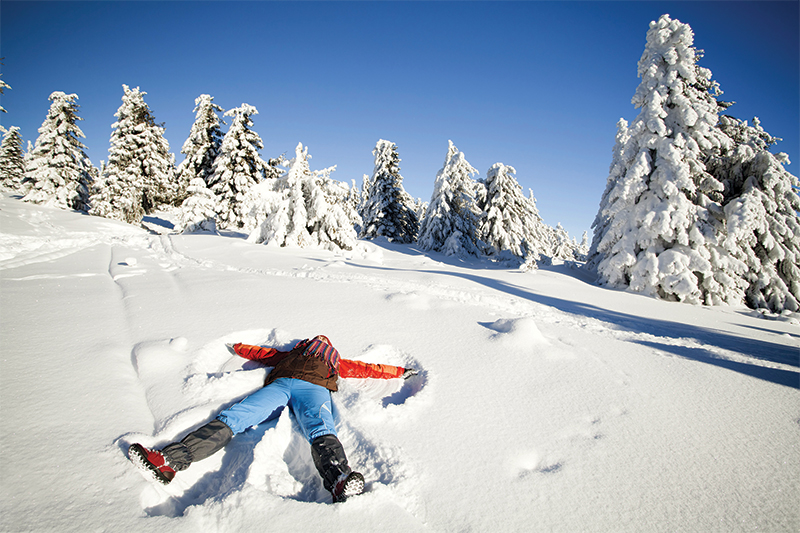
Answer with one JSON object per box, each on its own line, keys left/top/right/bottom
{"left": 232, "top": 341, "right": 406, "bottom": 392}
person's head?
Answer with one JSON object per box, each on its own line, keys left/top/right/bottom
{"left": 313, "top": 335, "right": 331, "bottom": 346}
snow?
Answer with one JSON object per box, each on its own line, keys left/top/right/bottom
{"left": 0, "top": 192, "right": 798, "bottom": 532}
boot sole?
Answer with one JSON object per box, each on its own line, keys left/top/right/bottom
{"left": 334, "top": 472, "right": 365, "bottom": 503}
{"left": 129, "top": 443, "right": 174, "bottom": 485}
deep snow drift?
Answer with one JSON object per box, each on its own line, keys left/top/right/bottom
{"left": 0, "top": 193, "right": 797, "bottom": 532}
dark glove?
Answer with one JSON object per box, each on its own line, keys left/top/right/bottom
{"left": 402, "top": 368, "right": 418, "bottom": 380}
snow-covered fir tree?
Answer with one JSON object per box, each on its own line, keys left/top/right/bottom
{"left": 709, "top": 116, "right": 800, "bottom": 312}
{"left": 588, "top": 14, "right": 737, "bottom": 305}
{"left": 359, "top": 139, "right": 419, "bottom": 243}
{"left": 0, "top": 126, "right": 26, "bottom": 192}
{"left": 477, "top": 162, "right": 553, "bottom": 263}
{"left": 0, "top": 72, "right": 9, "bottom": 113}
{"left": 174, "top": 178, "right": 218, "bottom": 234}
{"left": 551, "top": 223, "right": 575, "bottom": 260}
{"left": 578, "top": 231, "right": 590, "bottom": 259}
{"left": 418, "top": 141, "right": 484, "bottom": 256}
{"left": 176, "top": 94, "right": 225, "bottom": 196}
{"left": 90, "top": 85, "right": 177, "bottom": 223}
{"left": 414, "top": 198, "right": 428, "bottom": 227}
{"left": 22, "top": 92, "right": 95, "bottom": 211}
{"left": 346, "top": 178, "right": 362, "bottom": 234}
{"left": 208, "top": 104, "right": 269, "bottom": 230}
{"left": 247, "top": 142, "right": 359, "bottom": 251}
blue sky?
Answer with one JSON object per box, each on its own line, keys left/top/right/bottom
{"left": 2, "top": 1, "right": 798, "bottom": 240}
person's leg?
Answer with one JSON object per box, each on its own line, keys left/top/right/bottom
{"left": 288, "top": 381, "right": 364, "bottom": 501}
{"left": 309, "top": 434, "right": 350, "bottom": 491}
{"left": 161, "top": 419, "right": 233, "bottom": 471}
{"left": 162, "top": 379, "right": 293, "bottom": 470}
{"left": 287, "top": 379, "right": 337, "bottom": 443}
{"left": 215, "top": 378, "right": 292, "bottom": 434}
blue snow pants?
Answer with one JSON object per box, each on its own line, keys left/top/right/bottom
{"left": 215, "top": 377, "right": 337, "bottom": 443}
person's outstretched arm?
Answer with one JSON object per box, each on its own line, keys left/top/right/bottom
{"left": 338, "top": 359, "right": 417, "bottom": 380}
{"left": 230, "top": 343, "right": 290, "bottom": 365}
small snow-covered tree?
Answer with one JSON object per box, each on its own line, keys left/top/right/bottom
{"left": 710, "top": 116, "right": 800, "bottom": 312}
{"left": 247, "top": 142, "right": 358, "bottom": 251}
{"left": 578, "top": 231, "right": 590, "bottom": 258}
{"left": 208, "top": 103, "right": 268, "bottom": 229}
{"left": 0, "top": 71, "right": 9, "bottom": 113}
{"left": 359, "top": 139, "right": 419, "bottom": 243}
{"left": 175, "top": 178, "right": 218, "bottom": 234}
{"left": 90, "top": 85, "right": 177, "bottom": 223}
{"left": 22, "top": 92, "right": 95, "bottom": 211}
{"left": 418, "top": 140, "right": 483, "bottom": 256}
{"left": 551, "top": 223, "right": 575, "bottom": 260}
{"left": 346, "top": 178, "right": 362, "bottom": 234}
{"left": 477, "top": 162, "right": 552, "bottom": 262}
{"left": 588, "top": 14, "right": 735, "bottom": 305}
{"left": 176, "top": 94, "right": 225, "bottom": 195}
{"left": 0, "top": 126, "right": 25, "bottom": 192}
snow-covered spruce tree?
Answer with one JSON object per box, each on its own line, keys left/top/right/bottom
{"left": 247, "top": 142, "right": 358, "bottom": 251}
{"left": 22, "top": 92, "right": 95, "bottom": 211}
{"left": 551, "top": 223, "right": 576, "bottom": 260}
{"left": 0, "top": 71, "right": 9, "bottom": 113}
{"left": 588, "top": 14, "right": 737, "bottom": 305}
{"left": 359, "top": 139, "right": 419, "bottom": 243}
{"left": 477, "top": 162, "right": 553, "bottom": 263}
{"left": 346, "top": 178, "right": 362, "bottom": 234}
{"left": 708, "top": 116, "right": 800, "bottom": 312}
{"left": 174, "top": 178, "right": 218, "bottom": 234}
{"left": 176, "top": 94, "right": 225, "bottom": 196}
{"left": 208, "top": 103, "right": 269, "bottom": 230}
{"left": 0, "top": 126, "right": 26, "bottom": 192}
{"left": 578, "top": 231, "right": 590, "bottom": 259}
{"left": 90, "top": 85, "right": 177, "bottom": 223}
{"left": 418, "top": 140, "right": 484, "bottom": 256}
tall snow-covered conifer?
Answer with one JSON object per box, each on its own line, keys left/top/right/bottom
{"left": 90, "top": 85, "right": 176, "bottom": 223}
{"left": 208, "top": 103, "right": 267, "bottom": 229}
{"left": 177, "top": 95, "right": 224, "bottom": 193}
{"left": 22, "top": 92, "right": 95, "bottom": 211}
{"left": 359, "top": 139, "right": 419, "bottom": 243}
{"left": 710, "top": 116, "right": 800, "bottom": 312}
{"left": 0, "top": 126, "right": 26, "bottom": 192}
{"left": 477, "top": 162, "right": 551, "bottom": 262}
{"left": 588, "top": 15, "right": 735, "bottom": 305}
{"left": 247, "top": 142, "right": 358, "bottom": 251}
{"left": 418, "top": 141, "right": 483, "bottom": 256}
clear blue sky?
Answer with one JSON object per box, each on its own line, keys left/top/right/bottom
{"left": 2, "top": 1, "right": 798, "bottom": 240}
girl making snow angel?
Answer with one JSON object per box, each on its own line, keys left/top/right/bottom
{"left": 129, "top": 335, "right": 417, "bottom": 503}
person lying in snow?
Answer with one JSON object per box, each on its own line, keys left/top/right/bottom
{"left": 129, "top": 335, "right": 417, "bottom": 503}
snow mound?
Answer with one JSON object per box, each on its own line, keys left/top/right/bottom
{"left": 485, "top": 316, "right": 550, "bottom": 349}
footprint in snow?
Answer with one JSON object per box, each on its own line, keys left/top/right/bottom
{"left": 512, "top": 450, "right": 564, "bottom": 479}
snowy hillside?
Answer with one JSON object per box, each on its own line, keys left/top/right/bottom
{"left": 0, "top": 192, "right": 797, "bottom": 532}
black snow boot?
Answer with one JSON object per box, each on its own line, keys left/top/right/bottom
{"left": 310, "top": 434, "right": 364, "bottom": 503}
{"left": 161, "top": 419, "right": 234, "bottom": 471}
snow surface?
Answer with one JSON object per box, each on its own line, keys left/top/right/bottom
{"left": 0, "top": 192, "right": 797, "bottom": 532}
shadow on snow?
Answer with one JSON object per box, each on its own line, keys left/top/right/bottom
{"left": 348, "top": 260, "right": 799, "bottom": 389}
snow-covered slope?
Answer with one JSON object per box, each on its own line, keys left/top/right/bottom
{"left": 1, "top": 193, "right": 797, "bottom": 532}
